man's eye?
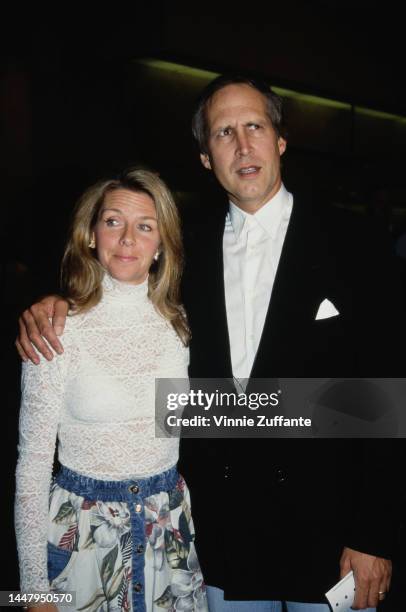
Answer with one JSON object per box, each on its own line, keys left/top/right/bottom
{"left": 219, "top": 127, "right": 232, "bottom": 137}
{"left": 248, "top": 123, "right": 260, "bottom": 130}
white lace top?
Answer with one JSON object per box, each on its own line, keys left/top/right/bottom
{"left": 15, "top": 274, "right": 189, "bottom": 593}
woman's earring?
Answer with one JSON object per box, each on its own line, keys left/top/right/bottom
{"left": 154, "top": 251, "right": 160, "bottom": 261}
{"left": 89, "top": 236, "right": 96, "bottom": 249}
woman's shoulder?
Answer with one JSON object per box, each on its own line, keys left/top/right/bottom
{"left": 61, "top": 308, "right": 96, "bottom": 347}
{"left": 65, "top": 302, "right": 105, "bottom": 330}
{"left": 64, "top": 309, "right": 87, "bottom": 333}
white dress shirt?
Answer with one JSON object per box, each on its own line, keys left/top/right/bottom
{"left": 223, "top": 184, "right": 293, "bottom": 380}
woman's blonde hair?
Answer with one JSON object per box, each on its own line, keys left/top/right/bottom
{"left": 61, "top": 167, "right": 190, "bottom": 345}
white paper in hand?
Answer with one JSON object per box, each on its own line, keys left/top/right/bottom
{"left": 325, "top": 571, "right": 355, "bottom": 611}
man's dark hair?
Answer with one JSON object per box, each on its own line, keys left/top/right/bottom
{"left": 191, "top": 74, "right": 286, "bottom": 155}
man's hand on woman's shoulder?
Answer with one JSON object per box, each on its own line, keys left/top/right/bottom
{"left": 16, "top": 295, "right": 69, "bottom": 364}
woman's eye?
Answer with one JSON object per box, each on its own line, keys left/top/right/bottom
{"left": 138, "top": 224, "right": 152, "bottom": 232}
{"left": 105, "top": 218, "right": 120, "bottom": 227}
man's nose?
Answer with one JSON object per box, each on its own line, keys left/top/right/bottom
{"left": 235, "top": 130, "right": 251, "bottom": 157}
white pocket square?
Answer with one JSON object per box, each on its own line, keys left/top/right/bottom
{"left": 315, "top": 298, "right": 339, "bottom": 320}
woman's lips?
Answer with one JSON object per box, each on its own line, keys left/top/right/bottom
{"left": 115, "top": 255, "right": 138, "bottom": 262}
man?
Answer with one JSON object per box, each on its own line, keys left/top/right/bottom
{"left": 17, "top": 75, "right": 404, "bottom": 611}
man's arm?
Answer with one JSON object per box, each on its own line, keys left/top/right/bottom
{"left": 329, "top": 210, "right": 402, "bottom": 610}
{"left": 16, "top": 296, "right": 69, "bottom": 363}
{"left": 340, "top": 547, "right": 391, "bottom": 610}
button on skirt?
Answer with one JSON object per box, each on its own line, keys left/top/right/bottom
{"left": 47, "top": 465, "right": 207, "bottom": 611}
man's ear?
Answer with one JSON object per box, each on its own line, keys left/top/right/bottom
{"left": 200, "top": 152, "right": 212, "bottom": 170}
{"left": 278, "top": 137, "right": 287, "bottom": 156}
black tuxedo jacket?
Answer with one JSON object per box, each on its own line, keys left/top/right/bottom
{"left": 178, "top": 193, "right": 405, "bottom": 602}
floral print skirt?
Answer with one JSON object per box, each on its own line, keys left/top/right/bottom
{"left": 47, "top": 465, "right": 207, "bottom": 612}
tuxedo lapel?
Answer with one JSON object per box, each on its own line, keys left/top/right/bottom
{"left": 206, "top": 209, "right": 232, "bottom": 373}
{"left": 250, "top": 197, "right": 323, "bottom": 377}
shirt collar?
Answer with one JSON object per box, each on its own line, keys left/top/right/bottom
{"left": 228, "top": 184, "right": 292, "bottom": 241}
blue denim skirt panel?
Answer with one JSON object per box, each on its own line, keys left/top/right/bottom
{"left": 47, "top": 465, "right": 207, "bottom": 611}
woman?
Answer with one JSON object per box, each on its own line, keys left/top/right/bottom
{"left": 15, "top": 168, "right": 207, "bottom": 612}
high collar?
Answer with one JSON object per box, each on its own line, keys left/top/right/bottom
{"left": 228, "top": 183, "right": 292, "bottom": 241}
{"left": 102, "top": 273, "right": 149, "bottom": 303}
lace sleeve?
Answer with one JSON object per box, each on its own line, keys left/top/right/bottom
{"left": 15, "top": 354, "right": 66, "bottom": 593}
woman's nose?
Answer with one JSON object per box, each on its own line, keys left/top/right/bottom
{"left": 119, "top": 229, "right": 135, "bottom": 246}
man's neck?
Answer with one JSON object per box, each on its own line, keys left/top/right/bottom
{"left": 229, "top": 183, "right": 283, "bottom": 215}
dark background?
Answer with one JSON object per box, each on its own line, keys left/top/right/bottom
{"left": 2, "top": 3, "right": 405, "bottom": 609}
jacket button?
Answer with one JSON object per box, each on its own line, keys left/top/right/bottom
{"left": 224, "top": 465, "right": 230, "bottom": 479}
{"left": 129, "top": 484, "right": 139, "bottom": 494}
{"left": 136, "top": 544, "right": 145, "bottom": 554}
{"left": 134, "top": 582, "right": 143, "bottom": 592}
{"left": 275, "top": 468, "right": 287, "bottom": 483}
